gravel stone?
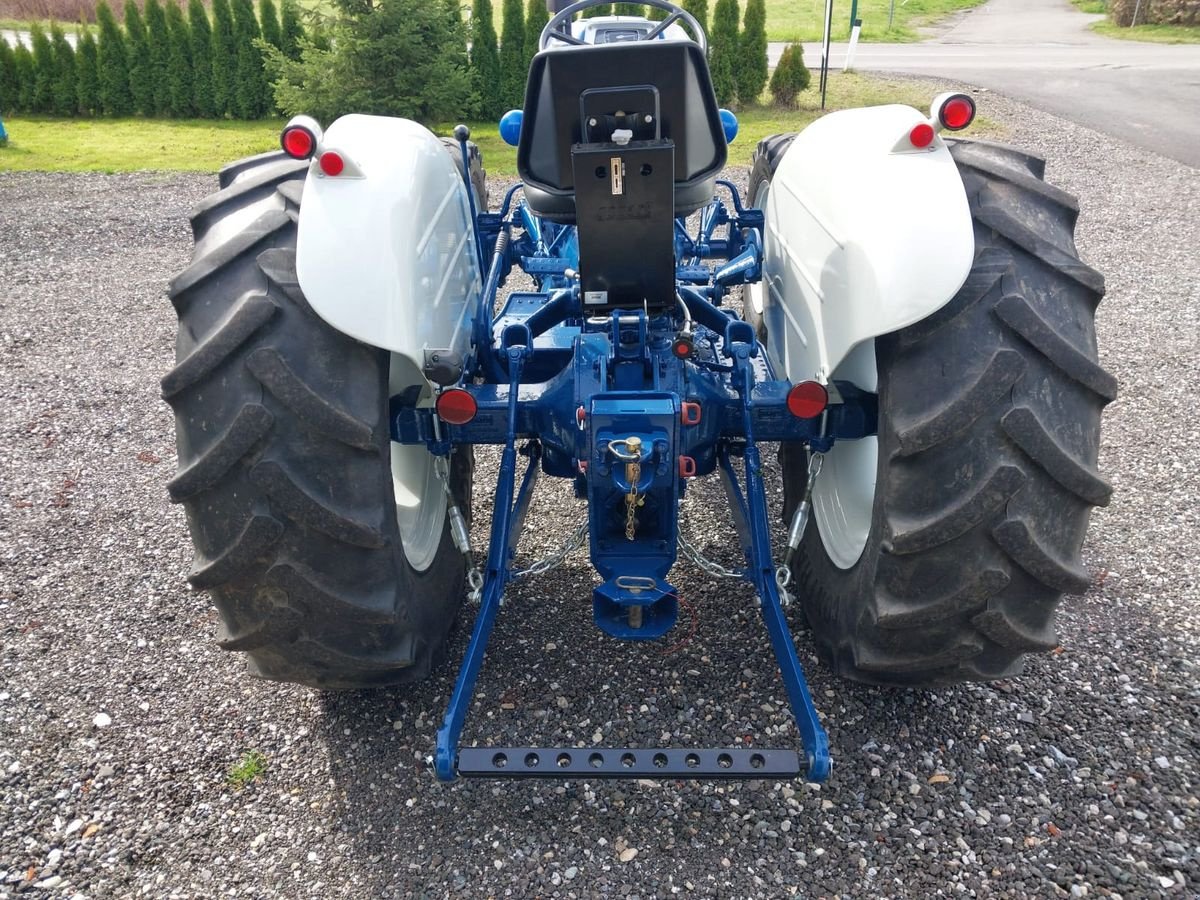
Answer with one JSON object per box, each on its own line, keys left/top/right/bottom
{"left": 1, "top": 81, "right": 1198, "bottom": 898}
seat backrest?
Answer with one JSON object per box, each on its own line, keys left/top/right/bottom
{"left": 517, "top": 40, "right": 727, "bottom": 222}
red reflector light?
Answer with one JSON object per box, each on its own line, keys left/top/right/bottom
{"left": 319, "top": 151, "right": 345, "bottom": 177}
{"left": 909, "top": 123, "right": 935, "bottom": 149}
{"left": 280, "top": 126, "right": 314, "bottom": 159}
{"left": 787, "top": 381, "right": 829, "bottom": 419}
{"left": 939, "top": 94, "right": 976, "bottom": 131}
{"left": 436, "top": 389, "right": 477, "bottom": 425}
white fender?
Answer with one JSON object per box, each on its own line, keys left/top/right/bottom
{"left": 296, "top": 114, "right": 483, "bottom": 397}
{"left": 758, "top": 104, "right": 974, "bottom": 388}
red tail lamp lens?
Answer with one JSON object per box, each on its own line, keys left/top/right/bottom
{"left": 436, "top": 389, "right": 477, "bottom": 425}
{"left": 319, "top": 151, "right": 345, "bottom": 177}
{"left": 280, "top": 126, "right": 315, "bottom": 159}
{"left": 939, "top": 95, "right": 976, "bottom": 131}
{"left": 909, "top": 123, "right": 935, "bottom": 149}
{"left": 787, "top": 381, "right": 829, "bottom": 419}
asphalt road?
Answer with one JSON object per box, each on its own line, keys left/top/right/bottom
{"left": 773, "top": 0, "right": 1200, "bottom": 168}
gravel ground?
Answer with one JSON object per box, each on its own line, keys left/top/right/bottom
{"left": 1, "top": 88, "right": 1198, "bottom": 899}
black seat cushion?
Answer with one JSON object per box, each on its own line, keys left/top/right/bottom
{"left": 518, "top": 40, "right": 727, "bottom": 223}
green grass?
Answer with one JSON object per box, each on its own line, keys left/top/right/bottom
{"left": 0, "top": 74, "right": 999, "bottom": 175}
{"left": 1069, "top": 0, "right": 1107, "bottom": 13}
{"left": 0, "top": 117, "right": 287, "bottom": 172}
{"left": 1091, "top": 19, "right": 1200, "bottom": 41}
{"left": 760, "top": 0, "right": 986, "bottom": 42}
{"left": 227, "top": 750, "right": 267, "bottom": 787}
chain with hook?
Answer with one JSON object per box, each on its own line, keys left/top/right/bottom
{"left": 677, "top": 529, "right": 744, "bottom": 579}
{"left": 512, "top": 520, "right": 589, "bottom": 578}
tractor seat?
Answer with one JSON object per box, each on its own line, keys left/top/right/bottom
{"left": 517, "top": 40, "right": 728, "bottom": 224}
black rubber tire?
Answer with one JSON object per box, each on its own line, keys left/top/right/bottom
{"left": 164, "top": 141, "right": 486, "bottom": 690}
{"left": 756, "top": 137, "right": 1115, "bottom": 685}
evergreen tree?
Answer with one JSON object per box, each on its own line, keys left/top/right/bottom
{"left": 76, "top": 26, "right": 100, "bottom": 114}
{"left": 309, "top": 23, "right": 331, "bottom": 51}
{"left": 279, "top": 0, "right": 304, "bottom": 59}
{"left": 523, "top": 0, "right": 547, "bottom": 66}
{"left": 469, "top": 0, "right": 502, "bottom": 118}
{"left": 0, "top": 36, "right": 18, "bottom": 114}
{"left": 736, "top": 0, "right": 767, "bottom": 105}
{"left": 264, "top": 0, "right": 475, "bottom": 124}
{"left": 125, "top": 0, "right": 155, "bottom": 115}
{"left": 708, "top": 0, "right": 737, "bottom": 105}
{"left": 681, "top": 0, "right": 706, "bottom": 38}
{"left": 259, "top": 0, "right": 282, "bottom": 48}
{"left": 444, "top": 0, "right": 469, "bottom": 69}
{"left": 258, "top": 0, "right": 281, "bottom": 111}
{"left": 50, "top": 23, "right": 77, "bottom": 116}
{"left": 498, "top": 0, "right": 524, "bottom": 110}
{"left": 96, "top": 0, "right": 133, "bottom": 114}
{"left": 166, "top": 1, "right": 193, "bottom": 116}
{"left": 144, "top": 0, "right": 171, "bottom": 114}
{"left": 188, "top": 0, "right": 214, "bottom": 116}
{"left": 14, "top": 43, "right": 36, "bottom": 112}
{"left": 232, "top": 0, "right": 265, "bottom": 118}
{"left": 613, "top": 3, "right": 640, "bottom": 14}
{"left": 768, "top": 42, "right": 809, "bottom": 107}
{"left": 581, "top": 4, "right": 611, "bottom": 17}
{"left": 30, "top": 24, "right": 55, "bottom": 113}
{"left": 211, "top": 0, "right": 237, "bottom": 115}
{"left": 646, "top": 4, "right": 669, "bottom": 20}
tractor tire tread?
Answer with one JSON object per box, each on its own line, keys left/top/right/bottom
{"left": 892, "top": 348, "right": 1025, "bottom": 456}
{"left": 190, "top": 157, "right": 310, "bottom": 241}
{"left": 247, "top": 347, "right": 378, "bottom": 450}
{"left": 167, "top": 403, "right": 275, "bottom": 501}
{"left": 218, "top": 149, "right": 290, "bottom": 188}
{"left": 994, "top": 292, "right": 1117, "bottom": 400}
{"left": 166, "top": 150, "right": 471, "bottom": 690}
{"left": 160, "top": 292, "right": 278, "bottom": 398}
{"left": 783, "top": 140, "right": 1111, "bottom": 686}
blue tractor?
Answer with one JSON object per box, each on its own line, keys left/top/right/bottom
{"left": 164, "top": 0, "right": 1112, "bottom": 782}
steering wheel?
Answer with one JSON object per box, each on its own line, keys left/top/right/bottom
{"left": 539, "top": 0, "right": 707, "bottom": 55}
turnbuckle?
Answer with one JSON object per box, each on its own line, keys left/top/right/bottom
{"left": 783, "top": 451, "right": 823, "bottom": 572}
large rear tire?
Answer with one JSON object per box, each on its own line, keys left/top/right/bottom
{"left": 164, "top": 143, "right": 485, "bottom": 690}
{"left": 751, "top": 136, "right": 1115, "bottom": 685}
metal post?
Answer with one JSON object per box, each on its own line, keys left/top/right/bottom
{"left": 820, "top": 0, "right": 834, "bottom": 109}
{"left": 889, "top": 0, "right": 896, "bottom": 29}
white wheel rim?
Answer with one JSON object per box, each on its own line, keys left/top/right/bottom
{"left": 812, "top": 341, "right": 879, "bottom": 570}
{"left": 390, "top": 355, "right": 448, "bottom": 572}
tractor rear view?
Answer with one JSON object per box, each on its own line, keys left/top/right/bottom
{"left": 163, "top": 0, "right": 1112, "bottom": 782}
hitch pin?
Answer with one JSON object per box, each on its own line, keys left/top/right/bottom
{"left": 783, "top": 452, "right": 823, "bottom": 569}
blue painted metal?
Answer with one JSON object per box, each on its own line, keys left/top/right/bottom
{"left": 718, "top": 108, "right": 739, "bottom": 143}
{"left": 587, "top": 393, "right": 681, "bottom": 639}
{"left": 720, "top": 344, "right": 832, "bottom": 782}
{"left": 435, "top": 346, "right": 532, "bottom": 781}
{"left": 499, "top": 109, "right": 524, "bottom": 146}
{"left": 412, "top": 167, "right": 873, "bottom": 782}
